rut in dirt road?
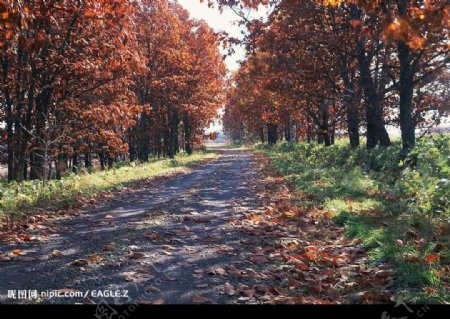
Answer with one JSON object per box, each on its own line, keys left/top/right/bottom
{"left": 0, "top": 149, "right": 277, "bottom": 304}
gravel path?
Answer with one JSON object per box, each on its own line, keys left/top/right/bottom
{"left": 0, "top": 149, "right": 276, "bottom": 304}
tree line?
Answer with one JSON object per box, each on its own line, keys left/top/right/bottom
{"left": 222, "top": 0, "right": 449, "bottom": 151}
{"left": 0, "top": 0, "right": 226, "bottom": 183}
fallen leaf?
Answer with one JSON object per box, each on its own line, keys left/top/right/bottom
{"left": 208, "top": 267, "right": 226, "bottom": 275}
{"left": 248, "top": 215, "right": 263, "bottom": 223}
{"left": 145, "top": 286, "right": 161, "bottom": 293}
{"left": 253, "top": 284, "right": 269, "bottom": 294}
{"left": 72, "top": 259, "right": 89, "bottom": 266}
{"left": 324, "top": 211, "right": 333, "bottom": 218}
{"left": 286, "top": 242, "right": 298, "bottom": 250}
{"left": 424, "top": 254, "right": 439, "bottom": 263}
{"left": 224, "top": 282, "right": 236, "bottom": 296}
{"left": 144, "top": 232, "right": 161, "bottom": 240}
{"left": 88, "top": 255, "right": 102, "bottom": 262}
{"left": 152, "top": 298, "right": 165, "bottom": 305}
{"left": 184, "top": 216, "right": 210, "bottom": 223}
{"left": 0, "top": 255, "right": 11, "bottom": 261}
{"left": 196, "top": 284, "right": 209, "bottom": 288}
{"left": 283, "top": 211, "right": 296, "bottom": 218}
{"left": 288, "top": 254, "right": 310, "bottom": 270}
{"left": 348, "top": 290, "right": 391, "bottom": 304}
{"left": 123, "top": 272, "right": 154, "bottom": 283}
{"left": 241, "top": 288, "right": 256, "bottom": 298}
{"left": 103, "top": 244, "right": 116, "bottom": 252}
{"left": 52, "top": 250, "right": 64, "bottom": 257}
{"left": 192, "top": 294, "right": 212, "bottom": 304}
{"left": 248, "top": 255, "right": 267, "bottom": 264}
{"left": 423, "top": 287, "right": 438, "bottom": 293}
{"left": 129, "top": 252, "right": 148, "bottom": 259}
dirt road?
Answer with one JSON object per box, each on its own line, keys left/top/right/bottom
{"left": 0, "top": 149, "right": 279, "bottom": 304}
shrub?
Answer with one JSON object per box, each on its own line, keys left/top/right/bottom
{"left": 256, "top": 134, "right": 450, "bottom": 303}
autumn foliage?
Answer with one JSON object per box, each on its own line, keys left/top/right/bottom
{"left": 222, "top": 0, "right": 449, "bottom": 150}
{"left": 0, "top": 0, "right": 225, "bottom": 182}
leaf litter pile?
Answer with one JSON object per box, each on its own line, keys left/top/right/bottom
{"left": 221, "top": 155, "right": 396, "bottom": 304}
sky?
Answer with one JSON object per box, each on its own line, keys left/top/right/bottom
{"left": 177, "top": 0, "right": 271, "bottom": 73}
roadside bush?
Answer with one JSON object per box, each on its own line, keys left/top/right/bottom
{"left": 257, "top": 134, "right": 450, "bottom": 303}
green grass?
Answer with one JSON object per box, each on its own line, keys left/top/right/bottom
{"left": 0, "top": 150, "right": 217, "bottom": 222}
{"left": 256, "top": 135, "right": 449, "bottom": 303}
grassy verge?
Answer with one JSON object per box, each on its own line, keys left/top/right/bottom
{"left": 0, "top": 150, "right": 217, "bottom": 222}
{"left": 255, "top": 135, "right": 449, "bottom": 303}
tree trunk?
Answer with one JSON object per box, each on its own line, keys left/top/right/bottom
{"left": 311, "top": 106, "right": 331, "bottom": 146}
{"left": 128, "top": 129, "right": 137, "bottom": 162}
{"left": 339, "top": 47, "right": 360, "bottom": 147}
{"left": 184, "top": 115, "right": 193, "bottom": 155}
{"left": 397, "top": 1, "right": 416, "bottom": 152}
{"left": 99, "top": 152, "right": 105, "bottom": 171}
{"left": 16, "top": 59, "right": 36, "bottom": 182}
{"left": 284, "top": 118, "right": 292, "bottom": 142}
{"left": 6, "top": 106, "right": 14, "bottom": 182}
{"left": 14, "top": 47, "right": 26, "bottom": 182}
{"left": 351, "top": 4, "right": 390, "bottom": 149}
{"left": 346, "top": 96, "right": 360, "bottom": 147}
{"left": 55, "top": 152, "right": 67, "bottom": 180}
{"left": 331, "top": 122, "right": 335, "bottom": 145}
{"left": 84, "top": 152, "right": 91, "bottom": 169}
{"left": 260, "top": 126, "right": 265, "bottom": 143}
{"left": 23, "top": 157, "right": 28, "bottom": 180}
{"left": 72, "top": 153, "right": 78, "bottom": 173}
{"left": 156, "top": 134, "right": 162, "bottom": 159}
{"left": 320, "top": 105, "right": 331, "bottom": 147}
{"left": 30, "top": 88, "right": 51, "bottom": 179}
{"left": 137, "top": 111, "right": 150, "bottom": 162}
{"left": 267, "top": 123, "right": 278, "bottom": 144}
{"left": 107, "top": 156, "right": 114, "bottom": 168}
{"left": 357, "top": 41, "right": 390, "bottom": 148}
{"left": 317, "top": 132, "right": 324, "bottom": 144}
{"left": 137, "top": 137, "right": 149, "bottom": 162}
{"left": 167, "top": 110, "right": 179, "bottom": 158}
{"left": 398, "top": 42, "right": 415, "bottom": 152}
{"left": 1, "top": 43, "right": 15, "bottom": 181}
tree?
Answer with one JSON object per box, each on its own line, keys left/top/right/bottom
{"left": 1, "top": 0, "right": 225, "bottom": 182}
{"left": 129, "top": 0, "right": 225, "bottom": 159}
{"left": 0, "top": 0, "right": 142, "bottom": 182}
{"left": 222, "top": 0, "right": 449, "bottom": 151}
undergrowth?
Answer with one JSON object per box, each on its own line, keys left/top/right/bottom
{"left": 256, "top": 134, "right": 449, "bottom": 303}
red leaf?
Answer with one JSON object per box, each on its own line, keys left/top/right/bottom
{"left": 424, "top": 255, "right": 439, "bottom": 263}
